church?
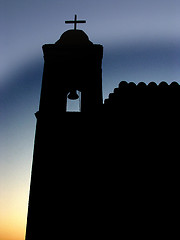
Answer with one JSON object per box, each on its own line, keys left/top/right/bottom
{"left": 31, "top": 14, "right": 179, "bottom": 114}
{"left": 25, "top": 16, "right": 179, "bottom": 239}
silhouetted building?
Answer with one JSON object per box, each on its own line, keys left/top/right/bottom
{"left": 26, "top": 16, "right": 180, "bottom": 240}
{"left": 39, "top": 21, "right": 103, "bottom": 113}
{"left": 103, "top": 81, "right": 180, "bottom": 115}
{"left": 26, "top": 17, "right": 104, "bottom": 240}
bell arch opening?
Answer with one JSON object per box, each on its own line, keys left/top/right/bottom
{"left": 66, "top": 90, "right": 81, "bottom": 112}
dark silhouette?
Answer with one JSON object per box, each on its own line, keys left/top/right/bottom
{"left": 103, "top": 81, "right": 180, "bottom": 115}
{"left": 38, "top": 23, "right": 103, "bottom": 113}
{"left": 26, "top": 16, "right": 179, "bottom": 239}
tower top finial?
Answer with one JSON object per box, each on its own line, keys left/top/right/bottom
{"left": 65, "top": 14, "right": 86, "bottom": 30}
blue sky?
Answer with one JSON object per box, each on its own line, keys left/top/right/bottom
{"left": 0, "top": 0, "right": 180, "bottom": 239}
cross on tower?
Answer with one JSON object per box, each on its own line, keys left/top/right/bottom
{"left": 65, "top": 14, "right": 86, "bottom": 30}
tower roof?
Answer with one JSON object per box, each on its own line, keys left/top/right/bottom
{"left": 55, "top": 29, "right": 93, "bottom": 46}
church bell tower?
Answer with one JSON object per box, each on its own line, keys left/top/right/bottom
{"left": 39, "top": 15, "right": 103, "bottom": 113}
{"left": 26, "top": 16, "right": 104, "bottom": 240}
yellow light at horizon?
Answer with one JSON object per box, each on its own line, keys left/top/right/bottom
{"left": 0, "top": 166, "right": 31, "bottom": 240}
{"left": 0, "top": 188, "right": 29, "bottom": 240}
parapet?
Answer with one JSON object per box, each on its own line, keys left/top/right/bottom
{"left": 103, "top": 81, "right": 180, "bottom": 115}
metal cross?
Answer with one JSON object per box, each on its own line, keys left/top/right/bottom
{"left": 65, "top": 14, "right": 86, "bottom": 30}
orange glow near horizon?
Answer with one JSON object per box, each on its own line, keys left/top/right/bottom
{"left": 0, "top": 220, "right": 26, "bottom": 240}
{"left": 0, "top": 163, "right": 31, "bottom": 240}
{"left": 0, "top": 187, "right": 29, "bottom": 240}
{"left": 0, "top": 191, "right": 28, "bottom": 240}
{"left": 0, "top": 206, "right": 27, "bottom": 240}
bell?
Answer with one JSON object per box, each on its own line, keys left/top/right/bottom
{"left": 68, "top": 90, "right": 79, "bottom": 100}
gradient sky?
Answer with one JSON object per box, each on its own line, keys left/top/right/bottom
{"left": 1, "top": 0, "right": 180, "bottom": 239}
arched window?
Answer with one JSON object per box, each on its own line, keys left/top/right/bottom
{"left": 66, "top": 91, "right": 81, "bottom": 112}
